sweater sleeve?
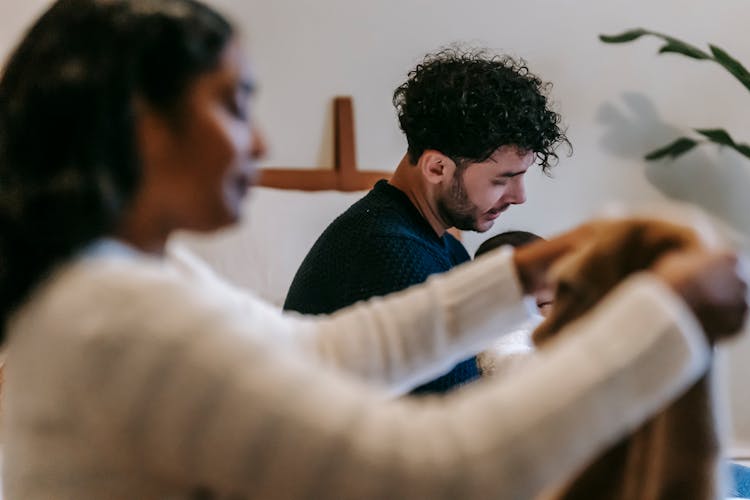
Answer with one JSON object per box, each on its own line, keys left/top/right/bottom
{"left": 288, "top": 247, "right": 530, "bottom": 393}
{"left": 172, "top": 244, "right": 530, "bottom": 394}
{"left": 69, "top": 269, "right": 709, "bottom": 499}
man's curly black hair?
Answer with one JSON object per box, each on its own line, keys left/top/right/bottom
{"left": 393, "top": 48, "right": 570, "bottom": 171}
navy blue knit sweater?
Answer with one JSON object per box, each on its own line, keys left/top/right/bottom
{"left": 284, "top": 180, "right": 478, "bottom": 394}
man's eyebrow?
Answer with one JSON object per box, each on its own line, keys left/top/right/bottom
{"left": 497, "top": 170, "right": 527, "bottom": 178}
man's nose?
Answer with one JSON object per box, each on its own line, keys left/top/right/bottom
{"left": 505, "top": 177, "right": 526, "bottom": 205}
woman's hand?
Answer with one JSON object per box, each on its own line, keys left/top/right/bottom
{"left": 652, "top": 250, "right": 748, "bottom": 342}
{"left": 513, "top": 218, "right": 748, "bottom": 343}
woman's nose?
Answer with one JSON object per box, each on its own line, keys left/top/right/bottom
{"left": 250, "top": 127, "right": 268, "bottom": 161}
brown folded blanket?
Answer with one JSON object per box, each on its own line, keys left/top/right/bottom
{"left": 533, "top": 218, "right": 726, "bottom": 500}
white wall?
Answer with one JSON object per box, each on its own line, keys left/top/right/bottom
{"left": 204, "top": 0, "right": 750, "bottom": 251}
{"left": 0, "top": 1, "right": 49, "bottom": 58}
{"left": 4, "top": 0, "right": 748, "bottom": 245}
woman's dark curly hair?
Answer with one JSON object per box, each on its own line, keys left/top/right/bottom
{"left": 0, "top": 0, "right": 233, "bottom": 340}
{"left": 393, "top": 47, "right": 570, "bottom": 170}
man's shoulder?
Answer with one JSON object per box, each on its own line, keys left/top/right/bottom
{"left": 308, "top": 217, "right": 442, "bottom": 270}
{"left": 316, "top": 192, "right": 425, "bottom": 245}
{"left": 304, "top": 187, "right": 467, "bottom": 270}
{"left": 284, "top": 183, "right": 463, "bottom": 312}
{"left": 285, "top": 214, "right": 450, "bottom": 313}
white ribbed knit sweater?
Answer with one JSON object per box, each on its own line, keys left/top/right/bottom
{"left": 2, "top": 241, "right": 710, "bottom": 499}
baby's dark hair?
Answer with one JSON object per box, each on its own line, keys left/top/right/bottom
{"left": 475, "top": 230, "right": 543, "bottom": 258}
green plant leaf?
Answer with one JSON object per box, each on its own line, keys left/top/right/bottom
{"left": 709, "top": 44, "right": 750, "bottom": 92}
{"left": 658, "top": 39, "right": 711, "bottom": 60}
{"left": 696, "top": 128, "right": 750, "bottom": 160}
{"left": 600, "top": 28, "right": 711, "bottom": 60}
{"left": 695, "top": 128, "right": 736, "bottom": 146}
{"left": 645, "top": 137, "right": 698, "bottom": 160}
{"left": 599, "top": 29, "right": 649, "bottom": 44}
{"left": 735, "top": 144, "right": 750, "bottom": 160}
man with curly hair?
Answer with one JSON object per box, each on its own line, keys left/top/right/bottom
{"left": 284, "top": 48, "right": 569, "bottom": 394}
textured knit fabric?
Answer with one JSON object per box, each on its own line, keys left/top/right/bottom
{"left": 284, "top": 180, "right": 477, "bottom": 394}
{"left": 3, "top": 240, "right": 712, "bottom": 499}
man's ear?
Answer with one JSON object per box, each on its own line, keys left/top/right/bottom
{"left": 417, "top": 150, "right": 454, "bottom": 185}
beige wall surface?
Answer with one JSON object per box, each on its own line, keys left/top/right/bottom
{"left": 4, "top": 0, "right": 749, "bottom": 241}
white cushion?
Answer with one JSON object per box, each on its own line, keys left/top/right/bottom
{"left": 168, "top": 186, "right": 367, "bottom": 307}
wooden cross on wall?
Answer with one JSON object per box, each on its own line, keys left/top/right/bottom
{"left": 256, "top": 96, "right": 462, "bottom": 240}
{"left": 257, "top": 96, "right": 392, "bottom": 191}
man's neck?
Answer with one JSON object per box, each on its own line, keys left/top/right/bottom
{"left": 388, "top": 155, "right": 450, "bottom": 237}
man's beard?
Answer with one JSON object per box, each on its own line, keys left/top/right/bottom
{"left": 436, "top": 171, "right": 482, "bottom": 232}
